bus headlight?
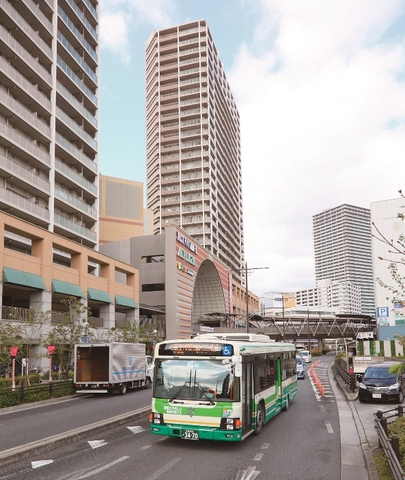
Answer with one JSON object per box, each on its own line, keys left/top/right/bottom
{"left": 149, "top": 412, "right": 165, "bottom": 425}
{"left": 220, "top": 418, "right": 241, "bottom": 430}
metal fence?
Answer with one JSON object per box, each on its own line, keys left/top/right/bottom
{"left": 334, "top": 358, "right": 357, "bottom": 392}
{"left": 374, "top": 405, "right": 405, "bottom": 480}
{"left": 0, "top": 380, "right": 74, "bottom": 408}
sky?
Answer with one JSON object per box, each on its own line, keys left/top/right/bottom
{"left": 98, "top": 0, "right": 405, "bottom": 299}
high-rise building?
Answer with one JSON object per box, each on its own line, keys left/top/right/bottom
{"left": 0, "top": 0, "right": 99, "bottom": 247}
{"left": 145, "top": 20, "right": 244, "bottom": 280}
{"left": 313, "top": 204, "right": 375, "bottom": 316}
{"left": 0, "top": 3, "right": 142, "bottom": 345}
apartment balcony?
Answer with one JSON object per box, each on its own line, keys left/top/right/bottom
{"left": 55, "top": 159, "right": 97, "bottom": 198}
{"left": 0, "top": 89, "right": 51, "bottom": 144}
{"left": 0, "top": 25, "right": 52, "bottom": 89}
{"left": 1, "top": 0, "right": 53, "bottom": 62}
{"left": 0, "top": 186, "right": 50, "bottom": 227}
{"left": 54, "top": 187, "right": 97, "bottom": 221}
{"left": 0, "top": 120, "right": 51, "bottom": 169}
{"left": 56, "top": 82, "right": 97, "bottom": 129}
{"left": 64, "top": 0, "right": 98, "bottom": 43}
{"left": 0, "top": 57, "right": 52, "bottom": 115}
{"left": 53, "top": 212, "right": 97, "bottom": 246}
{"left": 0, "top": 153, "right": 51, "bottom": 196}
{"left": 55, "top": 133, "right": 97, "bottom": 175}
{"left": 56, "top": 106, "right": 97, "bottom": 152}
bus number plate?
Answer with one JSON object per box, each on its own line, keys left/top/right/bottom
{"left": 182, "top": 430, "right": 199, "bottom": 440}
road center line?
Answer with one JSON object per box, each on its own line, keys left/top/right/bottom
{"left": 325, "top": 420, "right": 334, "bottom": 433}
{"left": 72, "top": 456, "right": 129, "bottom": 479}
{"left": 144, "top": 458, "right": 181, "bottom": 480}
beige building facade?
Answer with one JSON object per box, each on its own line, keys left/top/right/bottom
{"left": 99, "top": 175, "right": 153, "bottom": 245}
{"left": 1, "top": 212, "right": 139, "bottom": 333}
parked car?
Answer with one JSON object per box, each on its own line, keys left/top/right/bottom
{"left": 358, "top": 362, "right": 405, "bottom": 403}
{"left": 300, "top": 350, "right": 312, "bottom": 363}
{"left": 296, "top": 355, "right": 305, "bottom": 379}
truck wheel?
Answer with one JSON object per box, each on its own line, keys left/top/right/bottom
{"left": 119, "top": 383, "right": 127, "bottom": 395}
{"left": 144, "top": 378, "right": 151, "bottom": 389}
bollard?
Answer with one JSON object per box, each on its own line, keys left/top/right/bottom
{"left": 398, "top": 404, "right": 403, "bottom": 417}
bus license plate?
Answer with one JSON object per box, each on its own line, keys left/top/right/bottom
{"left": 182, "top": 430, "right": 199, "bottom": 440}
{"left": 372, "top": 394, "right": 382, "bottom": 399}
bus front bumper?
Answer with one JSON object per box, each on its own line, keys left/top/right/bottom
{"left": 150, "top": 424, "right": 243, "bottom": 442}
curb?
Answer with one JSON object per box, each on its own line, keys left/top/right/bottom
{"left": 331, "top": 365, "right": 379, "bottom": 480}
{"left": 0, "top": 406, "right": 151, "bottom": 467}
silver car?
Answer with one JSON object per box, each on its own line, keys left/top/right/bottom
{"left": 296, "top": 355, "right": 305, "bottom": 379}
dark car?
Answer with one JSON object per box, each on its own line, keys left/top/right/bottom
{"left": 358, "top": 362, "right": 405, "bottom": 403}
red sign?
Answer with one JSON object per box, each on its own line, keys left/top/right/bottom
{"left": 9, "top": 346, "right": 18, "bottom": 357}
{"left": 47, "top": 345, "right": 56, "bottom": 355}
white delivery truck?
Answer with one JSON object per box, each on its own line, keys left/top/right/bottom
{"left": 73, "top": 342, "right": 153, "bottom": 395}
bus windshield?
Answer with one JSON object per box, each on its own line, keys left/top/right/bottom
{"left": 154, "top": 359, "right": 239, "bottom": 401}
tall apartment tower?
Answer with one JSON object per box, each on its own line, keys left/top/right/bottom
{"left": 0, "top": 1, "right": 99, "bottom": 248}
{"left": 313, "top": 204, "right": 375, "bottom": 316}
{"left": 145, "top": 20, "right": 244, "bottom": 278}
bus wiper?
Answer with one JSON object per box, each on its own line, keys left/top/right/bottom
{"left": 169, "top": 381, "right": 190, "bottom": 402}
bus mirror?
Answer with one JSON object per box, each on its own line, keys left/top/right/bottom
{"left": 235, "top": 363, "right": 242, "bottom": 377}
{"left": 222, "top": 358, "right": 231, "bottom": 365}
{"left": 225, "top": 364, "right": 232, "bottom": 372}
{"left": 232, "top": 355, "right": 241, "bottom": 364}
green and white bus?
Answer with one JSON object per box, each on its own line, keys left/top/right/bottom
{"left": 149, "top": 333, "right": 297, "bottom": 442}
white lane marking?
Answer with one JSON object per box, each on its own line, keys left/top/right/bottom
{"left": 319, "top": 405, "right": 325, "bottom": 413}
{"left": 325, "top": 421, "right": 334, "bottom": 433}
{"left": 70, "top": 456, "right": 129, "bottom": 479}
{"left": 141, "top": 445, "right": 152, "bottom": 449}
{"left": 32, "top": 459, "right": 54, "bottom": 469}
{"left": 127, "top": 426, "right": 145, "bottom": 434}
{"left": 236, "top": 466, "right": 260, "bottom": 479}
{"left": 253, "top": 453, "right": 263, "bottom": 461}
{"left": 309, "top": 373, "right": 321, "bottom": 401}
{"left": 88, "top": 440, "right": 107, "bottom": 449}
{"left": 261, "top": 443, "right": 269, "bottom": 449}
{"left": 144, "top": 458, "right": 181, "bottom": 480}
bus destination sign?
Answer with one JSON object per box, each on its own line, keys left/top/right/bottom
{"left": 159, "top": 342, "right": 233, "bottom": 357}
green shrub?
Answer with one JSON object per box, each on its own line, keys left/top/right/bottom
{"left": 388, "top": 416, "right": 405, "bottom": 471}
{"left": 310, "top": 349, "right": 322, "bottom": 357}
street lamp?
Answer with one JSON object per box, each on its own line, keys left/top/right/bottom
{"left": 243, "top": 262, "right": 269, "bottom": 333}
{"left": 47, "top": 345, "right": 56, "bottom": 383}
{"left": 9, "top": 346, "right": 18, "bottom": 391}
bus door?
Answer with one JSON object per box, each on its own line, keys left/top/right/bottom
{"left": 242, "top": 361, "right": 253, "bottom": 435}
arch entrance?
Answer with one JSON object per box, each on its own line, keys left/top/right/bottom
{"left": 191, "top": 259, "right": 226, "bottom": 331}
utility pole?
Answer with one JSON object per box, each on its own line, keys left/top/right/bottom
{"left": 244, "top": 263, "right": 269, "bottom": 334}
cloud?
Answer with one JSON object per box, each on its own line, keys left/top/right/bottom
{"left": 229, "top": 0, "right": 405, "bottom": 294}
{"left": 99, "top": 0, "right": 177, "bottom": 64}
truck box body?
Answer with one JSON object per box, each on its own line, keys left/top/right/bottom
{"left": 74, "top": 342, "right": 150, "bottom": 394}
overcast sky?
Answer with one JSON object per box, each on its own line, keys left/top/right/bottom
{"left": 98, "top": 0, "right": 405, "bottom": 299}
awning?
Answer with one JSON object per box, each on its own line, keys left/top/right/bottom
{"left": 115, "top": 294, "right": 137, "bottom": 309}
{"left": 52, "top": 279, "right": 83, "bottom": 297}
{"left": 3, "top": 267, "right": 45, "bottom": 290}
{"left": 88, "top": 288, "right": 112, "bottom": 303}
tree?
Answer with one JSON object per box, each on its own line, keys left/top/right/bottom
{"left": 44, "top": 297, "right": 95, "bottom": 380}
{"left": 0, "top": 322, "right": 24, "bottom": 379}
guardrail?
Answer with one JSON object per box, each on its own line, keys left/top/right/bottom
{"left": 334, "top": 359, "right": 357, "bottom": 392}
{"left": 374, "top": 406, "right": 405, "bottom": 480}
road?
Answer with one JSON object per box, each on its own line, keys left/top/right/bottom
{"left": 0, "top": 357, "right": 343, "bottom": 480}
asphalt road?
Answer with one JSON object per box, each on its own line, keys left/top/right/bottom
{"left": 0, "top": 358, "right": 342, "bottom": 480}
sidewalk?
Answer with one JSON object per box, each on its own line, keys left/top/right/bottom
{"left": 330, "top": 364, "right": 379, "bottom": 480}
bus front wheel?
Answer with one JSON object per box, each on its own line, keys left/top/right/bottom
{"left": 254, "top": 404, "right": 265, "bottom": 435}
